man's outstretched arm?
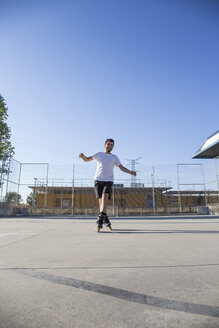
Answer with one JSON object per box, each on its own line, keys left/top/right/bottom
{"left": 79, "top": 153, "right": 93, "bottom": 162}
{"left": 118, "top": 164, "right": 136, "bottom": 176}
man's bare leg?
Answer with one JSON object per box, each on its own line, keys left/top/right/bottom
{"left": 100, "top": 193, "right": 109, "bottom": 213}
{"left": 98, "top": 198, "right": 102, "bottom": 210}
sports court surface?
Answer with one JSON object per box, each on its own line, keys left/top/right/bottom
{"left": 0, "top": 215, "right": 219, "bottom": 328}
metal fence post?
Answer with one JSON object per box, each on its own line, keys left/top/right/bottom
{"left": 215, "top": 158, "right": 219, "bottom": 214}
{"left": 44, "top": 164, "right": 49, "bottom": 215}
{"left": 5, "top": 157, "right": 11, "bottom": 196}
{"left": 145, "top": 190, "right": 147, "bottom": 208}
{"left": 72, "top": 164, "right": 75, "bottom": 216}
{"left": 215, "top": 158, "right": 219, "bottom": 191}
{"left": 201, "top": 164, "right": 208, "bottom": 206}
{"left": 0, "top": 153, "right": 7, "bottom": 201}
{"left": 33, "top": 178, "right": 37, "bottom": 209}
{"left": 112, "top": 184, "right": 115, "bottom": 216}
{"left": 17, "top": 162, "right": 22, "bottom": 197}
{"left": 3, "top": 156, "right": 12, "bottom": 216}
{"left": 117, "top": 190, "right": 119, "bottom": 217}
{"left": 152, "top": 165, "right": 156, "bottom": 214}
{"left": 177, "top": 164, "right": 182, "bottom": 213}
{"left": 61, "top": 189, "right": 63, "bottom": 210}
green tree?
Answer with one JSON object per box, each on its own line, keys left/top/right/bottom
{"left": 0, "top": 94, "right": 15, "bottom": 174}
{"left": 4, "top": 192, "right": 23, "bottom": 205}
{"left": 26, "top": 191, "right": 38, "bottom": 206}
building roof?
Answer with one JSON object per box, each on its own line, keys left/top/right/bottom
{"left": 193, "top": 130, "right": 219, "bottom": 159}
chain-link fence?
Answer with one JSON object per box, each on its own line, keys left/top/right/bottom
{"left": 0, "top": 157, "right": 218, "bottom": 216}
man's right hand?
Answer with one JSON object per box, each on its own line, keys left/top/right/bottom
{"left": 79, "top": 154, "right": 93, "bottom": 162}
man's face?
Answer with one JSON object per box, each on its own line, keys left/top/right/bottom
{"left": 105, "top": 141, "right": 114, "bottom": 153}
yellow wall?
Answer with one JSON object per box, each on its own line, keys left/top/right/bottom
{"left": 35, "top": 187, "right": 209, "bottom": 209}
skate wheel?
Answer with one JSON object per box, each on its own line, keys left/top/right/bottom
{"left": 107, "top": 225, "right": 112, "bottom": 231}
{"left": 95, "top": 226, "right": 100, "bottom": 233}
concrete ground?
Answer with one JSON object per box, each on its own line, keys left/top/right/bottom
{"left": 0, "top": 215, "right": 219, "bottom": 328}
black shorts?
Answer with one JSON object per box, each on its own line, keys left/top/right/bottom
{"left": 94, "top": 180, "right": 113, "bottom": 199}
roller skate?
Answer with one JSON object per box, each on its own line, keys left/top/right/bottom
{"left": 103, "top": 213, "right": 112, "bottom": 231}
{"left": 95, "top": 213, "right": 104, "bottom": 233}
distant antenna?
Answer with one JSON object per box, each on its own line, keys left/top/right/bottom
{"left": 126, "top": 157, "right": 141, "bottom": 183}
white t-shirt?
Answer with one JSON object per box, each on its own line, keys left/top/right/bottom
{"left": 92, "top": 152, "right": 121, "bottom": 182}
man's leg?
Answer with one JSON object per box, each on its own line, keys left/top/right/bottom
{"left": 94, "top": 181, "right": 104, "bottom": 228}
{"left": 96, "top": 182, "right": 112, "bottom": 229}
{"left": 100, "top": 193, "right": 112, "bottom": 228}
{"left": 98, "top": 198, "right": 102, "bottom": 210}
{"left": 96, "top": 194, "right": 109, "bottom": 228}
{"left": 100, "top": 193, "right": 109, "bottom": 213}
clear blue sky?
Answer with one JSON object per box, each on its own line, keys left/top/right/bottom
{"left": 1, "top": 0, "right": 219, "bottom": 166}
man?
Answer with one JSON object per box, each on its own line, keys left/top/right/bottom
{"left": 79, "top": 138, "right": 136, "bottom": 231}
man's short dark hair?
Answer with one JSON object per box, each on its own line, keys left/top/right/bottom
{"left": 105, "top": 138, "right": 114, "bottom": 145}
